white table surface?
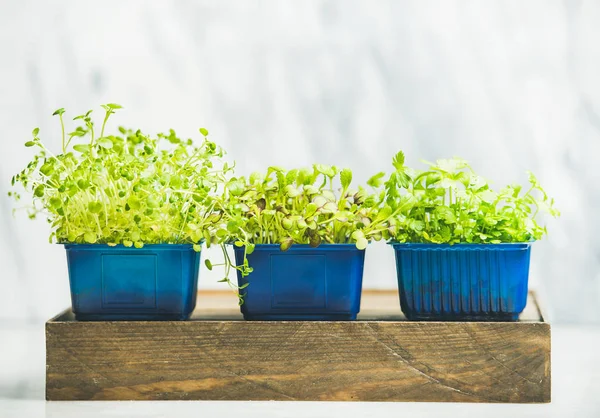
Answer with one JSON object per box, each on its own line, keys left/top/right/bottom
{"left": 1, "top": 322, "right": 599, "bottom": 418}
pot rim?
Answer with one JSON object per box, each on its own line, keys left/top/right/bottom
{"left": 62, "top": 243, "right": 200, "bottom": 250}
{"left": 230, "top": 243, "right": 364, "bottom": 251}
{"left": 388, "top": 241, "right": 533, "bottom": 247}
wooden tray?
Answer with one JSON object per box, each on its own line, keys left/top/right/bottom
{"left": 46, "top": 290, "right": 550, "bottom": 403}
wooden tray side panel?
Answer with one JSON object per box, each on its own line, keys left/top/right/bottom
{"left": 46, "top": 320, "right": 550, "bottom": 403}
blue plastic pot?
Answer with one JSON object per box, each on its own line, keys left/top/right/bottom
{"left": 391, "top": 243, "right": 532, "bottom": 321}
{"left": 64, "top": 244, "right": 200, "bottom": 321}
{"left": 233, "top": 244, "right": 365, "bottom": 320}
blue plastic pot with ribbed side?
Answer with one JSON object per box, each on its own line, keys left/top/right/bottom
{"left": 64, "top": 244, "right": 200, "bottom": 321}
{"left": 233, "top": 244, "right": 365, "bottom": 320}
{"left": 391, "top": 243, "right": 532, "bottom": 321}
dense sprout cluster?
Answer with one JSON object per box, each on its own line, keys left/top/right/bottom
{"left": 10, "top": 104, "right": 231, "bottom": 248}
{"left": 216, "top": 165, "right": 394, "bottom": 250}
{"left": 382, "top": 154, "right": 560, "bottom": 244}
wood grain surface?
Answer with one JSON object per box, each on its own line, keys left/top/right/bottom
{"left": 46, "top": 291, "right": 550, "bottom": 403}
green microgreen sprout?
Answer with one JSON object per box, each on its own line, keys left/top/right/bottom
{"left": 382, "top": 153, "right": 560, "bottom": 243}
{"left": 10, "top": 104, "right": 232, "bottom": 250}
{"left": 205, "top": 164, "right": 396, "bottom": 303}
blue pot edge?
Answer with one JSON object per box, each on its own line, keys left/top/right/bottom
{"left": 230, "top": 243, "right": 364, "bottom": 252}
{"left": 62, "top": 243, "right": 200, "bottom": 250}
{"left": 388, "top": 242, "right": 533, "bottom": 249}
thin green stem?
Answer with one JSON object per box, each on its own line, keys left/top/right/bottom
{"left": 59, "top": 114, "right": 66, "bottom": 153}
{"left": 100, "top": 110, "right": 111, "bottom": 138}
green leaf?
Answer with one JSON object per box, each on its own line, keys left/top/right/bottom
{"left": 351, "top": 230, "right": 365, "bottom": 241}
{"left": 314, "top": 164, "right": 335, "bottom": 177}
{"left": 296, "top": 168, "right": 313, "bottom": 186}
{"left": 32, "top": 127, "right": 40, "bottom": 136}
{"left": 227, "top": 179, "right": 244, "bottom": 196}
{"left": 305, "top": 203, "right": 318, "bottom": 217}
{"left": 280, "top": 237, "right": 293, "bottom": 251}
{"left": 392, "top": 151, "right": 405, "bottom": 170}
{"left": 333, "top": 211, "right": 350, "bottom": 222}
{"left": 130, "top": 231, "right": 141, "bottom": 242}
{"left": 96, "top": 137, "right": 113, "bottom": 149}
{"left": 69, "top": 128, "right": 87, "bottom": 137}
{"left": 127, "top": 196, "right": 141, "bottom": 210}
{"left": 106, "top": 103, "right": 122, "bottom": 110}
{"left": 425, "top": 172, "right": 441, "bottom": 186}
{"left": 396, "top": 171, "right": 411, "bottom": 188}
{"left": 204, "top": 259, "right": 212, "bottom": 270}
{"left": 367, "top": 172, "right": 385, "bottom": 188}
{"left": 268, "top": 165, "right": 285, "bottom": 173}
{"left": 199, "top": 128, "right": 209, "bottom": 136}
{"left": 282, "top": 218, "right": 294, "bottom": 230}
{"left": 84, "top": 232, "right": 96, "bottom": 243}
{"left": 312, "top": 195, "right": 327, "bottom": 207}
{"left": 340, "top": 168, "right": 352, "bottom": 189}
{"left": 73, "top": 144, "right": 90, "bottom": 153}
{"left": 375, "top": 205, "right": 392, "bottom": 223}
{"left": 434, "top": 206, "right": 456, "bottom": 224}
{"left": 49, "top": 197, "right": 62, "bottom": 209}
{"left": 284, "top": 185, "right": 300, "bottom": 197}
{"left": 407, "top": 219, "right": 424, "bottom": 232}
{"left": 249, "top": 171, "right": 264, "bottom": 184}
{"left": 34, "top": 185, "right": 45, "bottom": 197}
{"left": 88, "top": 201, "right": 103, "bottom": 213}
{"left": 146, "top": 195, "right": 160, "bottom": 208}
{"left": 276, "top": 171, "right": 285, "bottom": 189}
{"left": 439, "top": 178, "right": 455, "bottom": 188}
{"left": 321, "top": 202, "right": 338, "bottom": 213}
{"left": 309, "top": 234, "right": 321, "bottom": 247}
{"left": 77, "top": 179, "right": 90, "bottom": 190}
{"left": 304, "top": 185, "right": 319, "bottom": 195}
{"left": 356, "top": 237, "right": 368, "bottom": 250}
{"left": 52, "top": 108, "right": 65, "bottom": 116}
{"left": 285, "top": 169, "right": 298, "bottom": 185}
{"left": 478, "top": 190, "right": 497, "bottom": 203}
{"left": 24, "top": 141, "right": 36, "bottom": 147}
{"left": 469, "top": 174, "right": 486, "bottom": 190}
{"left": 39, "top": 162, "right": 54, "bottom": 176}
{"left": 436, "top": 158, "right": 469, "bottom": 172}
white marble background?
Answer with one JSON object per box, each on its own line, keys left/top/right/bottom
{"left": 0, "top": 0, "right": 597, "bottom": 323}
